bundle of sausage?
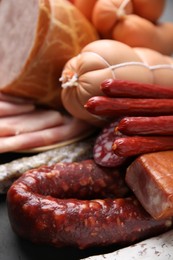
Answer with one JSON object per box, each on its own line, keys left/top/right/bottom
{"left": 60, "top": 38, "right": 173, "bottom": 234}
{"left": 60, "top": 38, "right": 173, "bottom": 165}
{"left": 71, "top": 0, "right": 173, "bottom": 55}
{"left": 86, "top": 78, "right": 173, "bottom": 159}
{"left": 60, "top": 40, "right": 173, "bottom": 125}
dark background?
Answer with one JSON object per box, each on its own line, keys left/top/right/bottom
{"left": 0, "top": 1, "right": 173, "bottom": 259}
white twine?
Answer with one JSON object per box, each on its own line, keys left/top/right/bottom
{"left": 117, "top": 0, "right": 130, "bottom": 17}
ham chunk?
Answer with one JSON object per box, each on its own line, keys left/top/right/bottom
{"left": 126, "top": 151, "right": 173, "bottom": 220}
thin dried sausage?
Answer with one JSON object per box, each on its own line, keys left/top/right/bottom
{"left": 101, "top": 79, "right": 173, "bottom": 99}
{"left": 85, "top": 96, "right": 173, "bottom": 117}
{"left": 117, "top": 116, "right": 173, "bottom": 135}
{"left": 112, "top": 136, "right": 173, "bottom": 157}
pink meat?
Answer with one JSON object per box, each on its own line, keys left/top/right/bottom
{"left": 0, "top": 116, "right": 92, "bottom": 153}
{"left": 0, "top": 109, "right": 64, "bottom": 136}
{"left": 93, "top": 120, "right": 127, "bottom": 167}
{"left": 0, "top": 100, "right": 35, "bottom": 116}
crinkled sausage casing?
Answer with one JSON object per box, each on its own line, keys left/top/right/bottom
{"left": 7, "top": 160, "right": 172, "bottom": 249}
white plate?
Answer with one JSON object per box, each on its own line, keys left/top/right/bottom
{"left": 83, "top": 230, "right": 173, "bottom": 260}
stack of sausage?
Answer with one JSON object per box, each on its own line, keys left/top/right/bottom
{"left": 86, "top": 78, "right": 173, "bottom": 161}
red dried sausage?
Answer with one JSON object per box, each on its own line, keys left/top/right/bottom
{"left": 113, "top": 136, "right": 173, "bottom": 157}
{"left": 101, "top": 79, "right": 173, "bottom": 99}
{"left": 117, "top": 116, "right": 173, "bottom": 136}
{"left": 85, "top": 96, "right": 173, "bottom": 117}
{"left": 7, "top": 159, "right": 172, "bottom": 249}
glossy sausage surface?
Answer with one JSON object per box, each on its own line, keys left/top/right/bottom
{"left": 7, "top": 159, "right": 172, "bottom": 249}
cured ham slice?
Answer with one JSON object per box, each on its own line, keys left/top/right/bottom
{"left": 0, "top": 116, "right": 92, "bottom": 153}
{"left": 0, "top": 101, "right": 35, "bottom": 117}
{"left": 0, "top": 92, "right": 34, "bottom": 104}
{"left": 0, "top": 109, "right": 64, "bottom": 136}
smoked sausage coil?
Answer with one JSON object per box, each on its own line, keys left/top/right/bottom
{"left": 117, "top": 116, "right": 173, "bottom": 136}
{"left": 7, "top": 159, "right": 173, "bottom": 249}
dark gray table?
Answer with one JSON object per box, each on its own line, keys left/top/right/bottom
{"left": 0, "top": 1, "right": 173, "bottom": 259}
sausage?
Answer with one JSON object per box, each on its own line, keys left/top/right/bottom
{"left": 117, "top": 116, "right": 173, "bottom": 136}
{"left": 126, "top": 150, "right": 173, "bottom": 219}
{"left": 101, "top": 79, "right": 173, "bottom": 99}
{"left": 92, "top": 1, "right": 170, "bottom": 54}
{"left": 72, "top": 0, "right": 97, "bottom": 20}
{"left": 112, "top": 136, "right": 173, "bottom": 157}
{"left": 0, "top": 0, "right": 97, "bottom": 108}
{"left": 112, "top": 15, "right": 173, "bottom": 55}
{"left": 7, "top": 159, "right": 173, "bottom": 249}
{"left": 85, "top": 96, "right": 173, "bottom": 117}
{"left": 74, "top": 0, "right": 166, "bottom": 25}
{"left": 93, "top": 120, "right": 127, "bottom": 167}
{"left": 92, "top": 0, "right": 165, "bottom": 37}
{"left": 60, "top": 40, "right": 173, "bottom": 126}
{"left": 132, "top": 0, "right": 166, "bottom": 21}
{"left": 92, "top": 0, "right": 133, "bottom": 37}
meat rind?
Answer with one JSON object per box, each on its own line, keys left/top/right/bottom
{"left": 126, "top": 150, "right": 173, "bottom": 219}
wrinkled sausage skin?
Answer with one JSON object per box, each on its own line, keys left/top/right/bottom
{"left": 7, "top": 160, "right": 172, "bottom": 249}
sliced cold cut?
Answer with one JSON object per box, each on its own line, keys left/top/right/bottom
{"left": 0, "top": 109, "right": 64, "bottom": 136}
{"left": 0, "top": 116, "right": 92, "bottom": 153}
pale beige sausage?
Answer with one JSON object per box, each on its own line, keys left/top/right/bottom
{"left": 92, "top": 0, "right": 172, "bottom": 55}
{"left": 60, "top": 40, "right": 173, "bottom": 126}
{"left": 112, "top": 15, "right": 173, "bottom": 55}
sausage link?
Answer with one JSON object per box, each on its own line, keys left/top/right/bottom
{"left": 93, "top": 120, "right": 127, "bottom": 167}
{"left": 117, "top": 116, "right": 173, "bottom": 135}
{"left": 85, "top": 96, "right": 173, "bottom": 117}
{"left": 101, "top": 79, "right": 173, "bottom": 99}
{"left": 113, "top": 136, "right": 173, "bottom": 157}
{"left": 7, "top": 160, "right": 173, "bottom": 249}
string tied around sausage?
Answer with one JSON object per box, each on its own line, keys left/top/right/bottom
{"left": 60, "top": 51, "right": 173, "bottom": 89}
{"left": 116, "top": 0, "right": 130, "bottom": 18}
